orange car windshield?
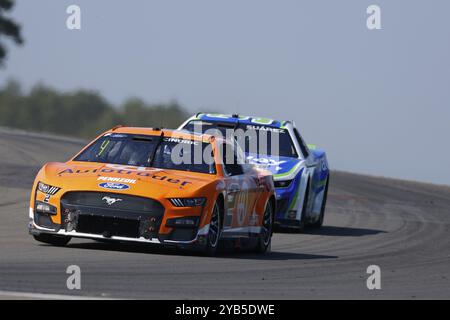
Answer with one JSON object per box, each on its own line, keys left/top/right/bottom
{"left": 74, "top": 133, "right": 216, "bottom": 174}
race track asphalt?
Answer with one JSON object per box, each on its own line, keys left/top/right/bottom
{"left": 0, "top": 127, "right": 449, "bottom": 299}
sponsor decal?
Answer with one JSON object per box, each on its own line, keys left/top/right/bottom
{"left": 251, "top": 117, "right": 274, "bottom": 125}
{"left": 44, "top": 194, "right": 51, "bottom": 203}
{"left": 163, "top": 137, "right": 199, "bottom": 145}
{"left": 98, "top": 182, "right": 130, "bottom": 190}
{"left": 97, "top": 176, "right": 136, "bottom": 184}
{"left": 246, "top": 124, "right": 285, "bottom": 134}
{"left": 247, "top": 156, "right": 287, "bottom": 171}
{"left": 58, "top": 168, "right": 192, "bottom": 187}
{"left": 205, "top": 113, "right": 233, "bottom": 119}
{"left": 227, "top": 181, "right": 250, "bottom": 227}
{"left": 103, "top": 133, "right": 127, "bottom": 138}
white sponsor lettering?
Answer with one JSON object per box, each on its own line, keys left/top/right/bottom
{"left": 164, "top": 137, "right": 199, "bottom": 145}
{"left": 97, "top": 176, "right": 136, "bottom": 184}
{"left": 246, "top": 125, "right": 285, "bottom": 134}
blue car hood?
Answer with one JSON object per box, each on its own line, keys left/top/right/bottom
{"left": 246, "top": 154, "right": 302, "bottom": 177}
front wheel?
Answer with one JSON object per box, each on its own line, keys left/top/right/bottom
{"left": 204, "top": 201, "right": 221, "bottom": 256}
{"left": 33, "top": 234, "right": 71, "bottom": 246}
{"left": 255, "top": 201, "right": 273, "bottom": 253}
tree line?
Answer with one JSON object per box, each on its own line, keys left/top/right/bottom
{"left": 0, "top": 80, "right": 191, "bottom": 138}
{"left": 0, "top": 0, "right": 23, "bottom": 65}
{"left": 0, "top": 2, "right": 191, "bottom": 138}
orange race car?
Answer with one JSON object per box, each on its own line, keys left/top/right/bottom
{"left": 28, "top": 126, "right": 276, "bottom": 255}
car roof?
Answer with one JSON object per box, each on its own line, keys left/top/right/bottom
{"left": 189, "top": 113, "right": 292, "bottom": 129}
{"left": 106, "top": 126, "right": 225, "bottom": 144}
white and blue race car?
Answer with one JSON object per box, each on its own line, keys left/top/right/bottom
{"left": 179, "top": 113, "right": 330, "bottom": 230}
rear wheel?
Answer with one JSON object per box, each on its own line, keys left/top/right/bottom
{"left": 310, "top": 176, "right": 329, "bottom": 228}
{"left": 255, "top": 201, "right": 273, "bottom": 253}
{"left": 204, "top": 201, "right": 221, "bottom": 256}
{"left": 33, "top": 234, "right": 71, "bottom": 246}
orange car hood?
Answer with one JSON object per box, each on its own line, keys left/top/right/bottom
{"left": 40, "top": 161, "right": 216, "bottom": 198}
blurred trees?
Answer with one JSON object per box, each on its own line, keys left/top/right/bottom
{"left": 0, "top": 80, "right": 190, "bottom": 138}
{"left": 0, "top": 0, "right": 23, "bottom": 65}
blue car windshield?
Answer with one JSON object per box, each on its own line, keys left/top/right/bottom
{"left": 183, "top": 121, "right": 298, "bottom": 158}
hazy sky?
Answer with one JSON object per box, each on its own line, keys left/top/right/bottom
{"left": 1, "top": 0, "right": 449, "bottom": 185}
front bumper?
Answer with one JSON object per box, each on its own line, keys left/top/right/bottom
{"left": 274, "top": 188, "right": 299, "bottom": 224}
{"left": 29, "top": 205, "right": 210, "bottom": 250}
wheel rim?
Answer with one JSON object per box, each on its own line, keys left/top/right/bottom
{"left": 262, "top": 204, "right": 272, "bottom": 246}
{"left": 208, "top": 203, "right": 220, "bottom": 248}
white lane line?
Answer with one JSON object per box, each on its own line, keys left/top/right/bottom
{"left": 0, "top": 290, "right": 116, "bottom": 300}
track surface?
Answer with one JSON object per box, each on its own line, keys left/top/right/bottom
{"left": 0, "top": 128, "right": 449, "bottom": 299}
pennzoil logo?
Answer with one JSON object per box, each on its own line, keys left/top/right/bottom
{"left": 97, "top": 176, "right": 136, "bottom": 184}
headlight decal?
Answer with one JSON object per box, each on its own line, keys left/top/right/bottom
{"left": 37, "top": 182, "right": 60, "bottom": 195}
{"left": 169, "top": 197, "right": 206, "bottom": 207}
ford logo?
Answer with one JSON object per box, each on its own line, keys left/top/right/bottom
{"left": 98, "top": 182, "right": 130, "bottom": 190}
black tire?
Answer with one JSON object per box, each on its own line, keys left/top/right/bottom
{"left": 255, "top": 201, "right": 274, "bottom": 253}
{"left": 204, "top": 201, "right": 221, "bottom": 256}
{"left": 33, "top": 234, "right": 71, "bottom": 246}
{"left": 310, "top": 176, "right": 329, "bottom": 229}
